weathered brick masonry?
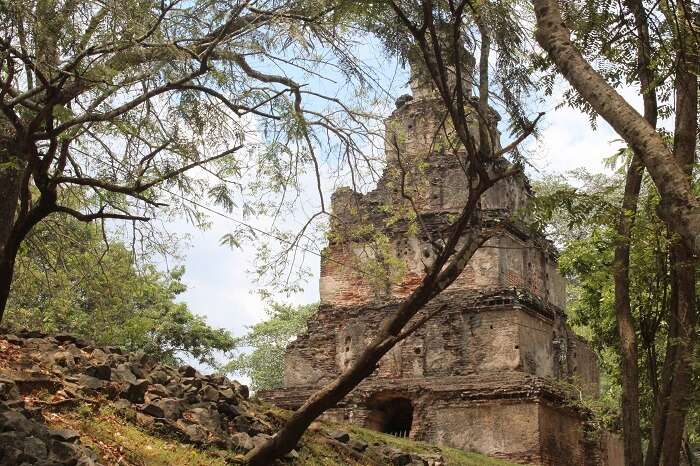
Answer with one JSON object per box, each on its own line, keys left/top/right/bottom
{"left": 260, "top": 50, "right": 624, "bottom": 466}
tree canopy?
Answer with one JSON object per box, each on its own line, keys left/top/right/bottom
{"left": 0, "top": 0, "right": 384, "bottom": 317}
{"left": 2, "top": 0, "right": 698, "bottom": 464}
{"left": 6, "top": 207, "right": 235, "bottom": 367}
{"left": 532, "top": 164, "right": 700, "bottom": 456}
{"left": 224, "top": 302, "right": 317, "bottom": 391}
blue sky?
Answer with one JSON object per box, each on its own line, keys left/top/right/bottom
{"left": 167, "top": 44, "right": 645, "bottom": 354}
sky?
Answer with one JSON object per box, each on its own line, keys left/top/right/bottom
{"left": 167, "top": 47, "right": 644, "bottom": 356}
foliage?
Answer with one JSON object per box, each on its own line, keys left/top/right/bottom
{"left": 531, "top": 165, "right": 700, "bottom": 441}
{"left": 0, "top": 0, "right": 388, "bottom": 316}
{"left": 6, "top": 211, "right": 235, "bottom": 367}
{"left": 223, "top": 302, "right": 318, "bottom": 391}
{"left": 348, "top": 0, "right": 541, "bottom": 138}
{"left": 532, "top": 0, "right": 681, "bottom": 124}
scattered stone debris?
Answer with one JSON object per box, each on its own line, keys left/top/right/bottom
{"left": 0, "top": 383, "right": 99, "bottom": 465}
{"left": 0, "top": 329, "right": 450, "bottom": 465}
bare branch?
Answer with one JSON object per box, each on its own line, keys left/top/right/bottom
{"left": 495, "top": 112, "right": 545, "bottom": 157}
{"left": 54, "top": 145, "right": 243, "bottom": 196}
{"left": 53, "top": 205, "right": 150, "bottom": 222}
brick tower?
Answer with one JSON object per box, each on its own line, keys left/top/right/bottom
{"left": 260, "top": 48, "right": 624, "bottom": 466}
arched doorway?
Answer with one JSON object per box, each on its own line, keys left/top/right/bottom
{"left": 366, "top": 396, "right": 413, "bottom": 438}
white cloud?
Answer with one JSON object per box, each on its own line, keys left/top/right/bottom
{"left": 171, "top": 64, "right": 651, "bottom": 346}
{"left": 525, "top": 83, "right": 644, "bottom": 178}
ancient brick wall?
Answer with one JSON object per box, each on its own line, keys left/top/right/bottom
{"left": 600, "top": 433, "right": 625, "bottom": 466}
{"left": 264, "top": 368, "right": 619, "bottom": 465}
{"left": 566, "top": 333, "right": 601, "bottom": 398}
{"left": 320, "top": 216, "right": 567, "bottom": 310}
{"left": 537, "top": 402, "right": 588, "bottom": 466}
{"left": 319, "top": 143, "right": 566, "bottom": 310}
{"left": 318, "top": 88, "right": 551, "bottom": 310}
{"left": 424, "top": 399, "right": 542, "bottom": 464}
{"left": 282, "top": 290, "right": 598, "bottom": 391}
{"left": 264, "top": 44, "right": 622, "bottom": 465}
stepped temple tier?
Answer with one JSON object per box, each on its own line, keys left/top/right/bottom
{"left": 260, "top": 46, "right": 624, "bottom": 466}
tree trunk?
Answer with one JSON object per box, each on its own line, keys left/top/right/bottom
{"left": 644, "top": 13, "right": 698, "bottom": 461}
{"left": 0, "top": 241, "right": 20, "bottom": 322}
{"left": 0, "top": 133, "right": 25, "bottom": 321}
{"left": 613, "top": 1, "right": 657, "bottom": 463}
{"left": 660, "top": 244, "right": 696, "bottom": 466}
{"left": 0, "top": 163, "right": 22, "bottom": 257}
{"left": 0, "top": 134, "right": 56, "bottom": 321}
{"left": 476, "top": 20, "right": 492, "bottom": 160}
{"left": 531, "top": 0, "right": 700, "bottom": 257}
{"left": 0, "top": 194, "right": 57, "bottom": 322}
{"left": 534, "top": 1, "right": 699, "bottom": 463}
{"left": 657, "top": 24, "right": 698, "bottom": 464}
{"left": 245, "top": 190, "right": 494, "bottom": 465}
{"left": 614, "top": 154, "right": 645, "bottom": 466}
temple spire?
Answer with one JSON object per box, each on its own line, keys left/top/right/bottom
{"left": 406, "top": 24, "right": 476, "bottom": 100}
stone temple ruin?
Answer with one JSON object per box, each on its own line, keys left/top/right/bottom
{"left": 260, "top": 45, "right": 624, "bottom": 466}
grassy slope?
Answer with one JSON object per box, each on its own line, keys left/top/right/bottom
{"left": 45, "top": 406, "right": 231, "bottom": 466}
{"left": 347, "top": 426, "right": 519, "bottom": 466}
{"left": 44, "top": 403, "right": 520, "bottom": 466}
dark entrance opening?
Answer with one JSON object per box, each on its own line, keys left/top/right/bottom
{"left": 366, "top": 397, "right": 413, "bottom": 438}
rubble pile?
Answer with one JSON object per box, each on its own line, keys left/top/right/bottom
{"left": 0, "top": 329, "right": 448, "bottom": 466}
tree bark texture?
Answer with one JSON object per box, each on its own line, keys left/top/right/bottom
{"left": 614, "top": 153, "right": 645, "bottom": 466}
{"left": 476, "top": 19, "right": 492, "bottom": 161}
{"left": 646, "top": 20, "right": 698, "bottom": 463}
{"left": 0, "top": 127, "right": 26, "bottom": 321}
{"left": 0, "top": 123, "right": 56, "bottom": 320}
{"left": 0, "top": 181, "right": 54, "bottom": 321}
{"left": 532, "top": 0, "right": 700, "bottom": 257}
{"left": 614, "top": 1, "right": 658, "bottom": 463}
